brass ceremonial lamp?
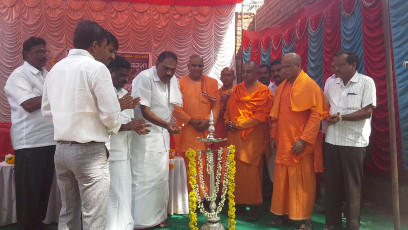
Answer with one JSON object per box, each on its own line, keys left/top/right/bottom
{"left": 195, "top": 111, "right": 228, "bottom": 230}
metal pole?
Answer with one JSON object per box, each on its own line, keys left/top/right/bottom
{"left": 381, "top": 0, "right": 400, "bottom": 229}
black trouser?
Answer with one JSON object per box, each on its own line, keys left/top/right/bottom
{"left": 324, "top": 143, "right": 365, "bottom": 230}
{"left": 14, "top": 145, "right": 56, "bottom": 230}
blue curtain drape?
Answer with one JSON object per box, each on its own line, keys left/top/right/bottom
{"left": 390, "top": 0, "right": 408, "bottom": 169}
{"left": 307, "top": 20, "right": 324, "bottom": 88}
{"left": 261, "top": 43, "right": 271, "bottom": 66}
{"left": 243, "top": 44, "right": 251, "bottom": 64}
{"left": 341, "top": 0, "right": 365, "bottom": 74}
{"left": 282, "top": 37, "right": 295, "bottom": 56}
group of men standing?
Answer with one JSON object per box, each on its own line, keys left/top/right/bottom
{"left": 4, "top": 19, "right": 376, "bottom": 230}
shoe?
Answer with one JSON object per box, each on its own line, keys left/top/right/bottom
{"left": 268, "top": 215, "right": 291, "bottom": 226}
{"left": 296, "top": 219, "right": 312, "bottom": 230}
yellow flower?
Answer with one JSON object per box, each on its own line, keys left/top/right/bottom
{"left": 5, "top": 154, "right": 14, "bottom": 165}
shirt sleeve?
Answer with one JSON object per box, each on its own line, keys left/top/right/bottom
{"left": 300, "top": 110, "right": 321, "bottom": 144}
{"left": 41, "top": 78, "right": 52, "bottom": 122}
{"left": 132, "top": 73, "right": 151, "bottom": 107}
{"left": 91, "top": 65, "right": 122, "bottom": 134}
{"left": 362, "top": 77, "right": 377, "bottom": 108}
{"left": 4, "top": 72, "right": 37, "bottom": 105}
{"left": 211, "top": 91, "right": 222, "bottom": 123}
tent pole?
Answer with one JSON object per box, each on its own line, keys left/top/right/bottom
{"left": 381, "top": 0, "right": 400, "bottom": 229}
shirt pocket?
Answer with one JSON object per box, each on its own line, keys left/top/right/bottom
{"left": 345, "top": 93, "right": 362, "bottom": 111}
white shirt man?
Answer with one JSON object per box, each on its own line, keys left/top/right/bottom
{"left": 41, "top": 21, "right": 120, "bottom": 230}
{"left": 4, "top": 37, "right": 56, "bottom": 230}
{"left": 130, "top": 51, "right": 181, "bottom": 229}
{"left": 323, "top": 51, "right": 376, "bottom": 230}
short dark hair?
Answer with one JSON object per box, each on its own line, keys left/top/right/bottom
{"left": 259, "top": 64, "right": 271, "bottom": 73}
{"left": 22, "top": 37, "right": 46, "bottom": 60}
{"left": 106, "top": 31, "right": 119, "bottom": 51}
{"left": 157, "top": 51, "right": 177, "bottom": 64}
{"left": 270, "top": 58, "right": 281, "bottom": 67}
{"left": 334, "top": 50, "right": 359, "bottom": 69}
{"left": 73, "top": 20, "right": 107, "bottom": 49}
{"left": 108, "top": 56, "right": 131, "bottom": 71}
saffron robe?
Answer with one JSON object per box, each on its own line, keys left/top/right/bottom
{"left": 172, "top": 75, "right": 221, "bottom": 195}
{"left": 269, "top": 70, "right": 328, "bottom": 219}
{"left": 225, "top": 81, "right": 273, "bottom": 204}
{"left": 214, "top": 87, "right": 233, "bottom": 140}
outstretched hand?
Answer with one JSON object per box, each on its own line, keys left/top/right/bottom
{"left": 127, "top": 119, "right": 151, "bottom": 135}
{"left": 119, "top": 93, "right": 140, "bottom": 111}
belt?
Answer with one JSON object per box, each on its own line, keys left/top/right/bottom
{"left": 57, "top": 141, "right": 101, "bottom": 145}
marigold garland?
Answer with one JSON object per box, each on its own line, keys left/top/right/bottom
{"left": 186, "top": 145, "right": 237, "bottom": 230}
{"left": 5, "top": 154, "right": 14, "bottom": 165}
{"left": 186, "top": 148, "right": 199, "bottom": 230}
{"left": 227, "top": 145, "right": 236, "bottom": 229}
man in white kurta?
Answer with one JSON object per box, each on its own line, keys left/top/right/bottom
{"left": 105, "top": 56, "right": 149, "bottom": 230}
{"left": 131, "top": 51, "right": 182, "bottom": 229}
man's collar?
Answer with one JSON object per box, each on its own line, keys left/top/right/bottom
{"left": 152, "top": 66, "right": 161, "bottom": 82}
{"left": 68, "top": 49, "right": 95, "bottom": 60}
{"left": 349, "top": 71, "right": 360, "bottom": 83}
{"left": 23, "top": 61, "right": 43, "bottom": 75}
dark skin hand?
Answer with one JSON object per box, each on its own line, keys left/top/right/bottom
{"left": 269, "top": 138, "right": 306, "bottom": 154}
{"left": 326, "top": 105, "right": 374, "bottom": 125}
{"left": 119, "top": 92, "right": 140, "bottom": 111}
{"left": 225, "top": 121, "right": 238, "bottom": 132}
{"left": 140, "top": 105, "right": 181, "bottom": 134}
{"left": 21, "top": 96, "right": 42, "bottom": 113}
{"left": 120, "top": 118, "right": 151, "bottom": 135}
{"left": 292, "top": 139, "right": 306, "bottom": 154}
{"left": 189, "top": 118, "right": 210, "bottom": 132}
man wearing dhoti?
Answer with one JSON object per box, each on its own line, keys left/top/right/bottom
{"left": 130, "top": 51, "right": 182, "bottom": 229}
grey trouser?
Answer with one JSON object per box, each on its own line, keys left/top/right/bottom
{"left": 55, "top": 142, "right": 110, "bottom": 230}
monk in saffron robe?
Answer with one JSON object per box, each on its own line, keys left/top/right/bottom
{"left": 268, "top": 53, "right": 328, "bottom": 230}
{"left": 225, "top": 61, "right": 273, "bottom": 221}
{"left": 214, "top": 67, "right": 235, "bottom": 140}
{"left": 173, "top": 55, "right": 221, "bottom": 194}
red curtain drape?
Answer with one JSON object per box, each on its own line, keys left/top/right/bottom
{"left": 250, "top": 38, "right": 261, "bottom": 65}
{"left": 102, "top": 0, "right": 243, "bottom": 6}
{"left": 271, "top": 34, "right": 282, "bottom": 61}
{"left": 323, "top": 1, "right": 341, "bottom": 82}
{"left": 261, "top": 36, "right": 271, "bottom": 51}
{"left": 295, "top": 17, "right": 309, "bottom": 71}
{"left": 361, "top": 0, "right": 403, "bottom": 174}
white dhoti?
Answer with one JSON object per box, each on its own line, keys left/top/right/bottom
{"left": 131, "top": 133, "right": 169, "bottom": 229}
{"left": 105, "top": 159, "right": 134, "bottom": 230}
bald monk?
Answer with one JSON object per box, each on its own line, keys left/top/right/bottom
{"left": 173, "top": 55, "right": 221, "bottom": 194}
{"left": 225, "top": 61, "right": 273, "bottom": 221}
{"left": 214, "top": 67, "right": 236, "bottom": 140}
{"left": 268, "top": 53, "right": 328, "bottom": 230}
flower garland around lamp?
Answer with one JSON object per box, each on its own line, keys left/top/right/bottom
{"left": 186, "top": 148, "right": 199, "bottom": 230}
{"left": 227, "top": 145, "right": 236, "bottom": 230}
{"left": 186, "top": 145, "right": 237, "bottom": 230}
{"left": 5, "top": 154, "right": 15, "bottom": 165}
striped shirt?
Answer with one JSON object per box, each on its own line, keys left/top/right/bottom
{"left": 324, "top": 71, "right": 376, "bottom": 147}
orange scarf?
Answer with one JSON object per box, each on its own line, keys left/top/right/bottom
{"left": 270, "top": 70, "right": 329, "bottom": 120}
{"left": 229, "top": 82, "right": 273, "bottom": 139}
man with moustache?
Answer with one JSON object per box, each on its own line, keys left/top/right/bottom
{"left": 258, "top": 64, "right": 272, "bottom": 86}
{"left": 42, "top": 20, "right": 121, "bottom": 229}
{"left": 131, "top": 51, "right": 182, "bottom": 229}
{"left": 268, "top": 59, "right": 283, "bottom": 95}
{"left": 4, "top": 36, "right": 55, "bottom": 230}
{"left": 323, "top": 50, "right": 376, "bottom": 230}
{"left": 225, "top": 61, "right": 273, "bottom": 221}
{"left": 105, "top": 56, "right": 150, "bottom": 230}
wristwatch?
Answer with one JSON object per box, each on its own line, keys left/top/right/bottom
{"left": 338, "top": 114, "right": 342, "bottom": 122}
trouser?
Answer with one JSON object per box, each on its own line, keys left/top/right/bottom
{"left": 324, "top": 143, "right": 365, "bottom": 230}
{"left": 14, "top": 145, "right": 56, "bottom": 230}
{"left": 54, "top": 142, "right": 110, "bottom": 230}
